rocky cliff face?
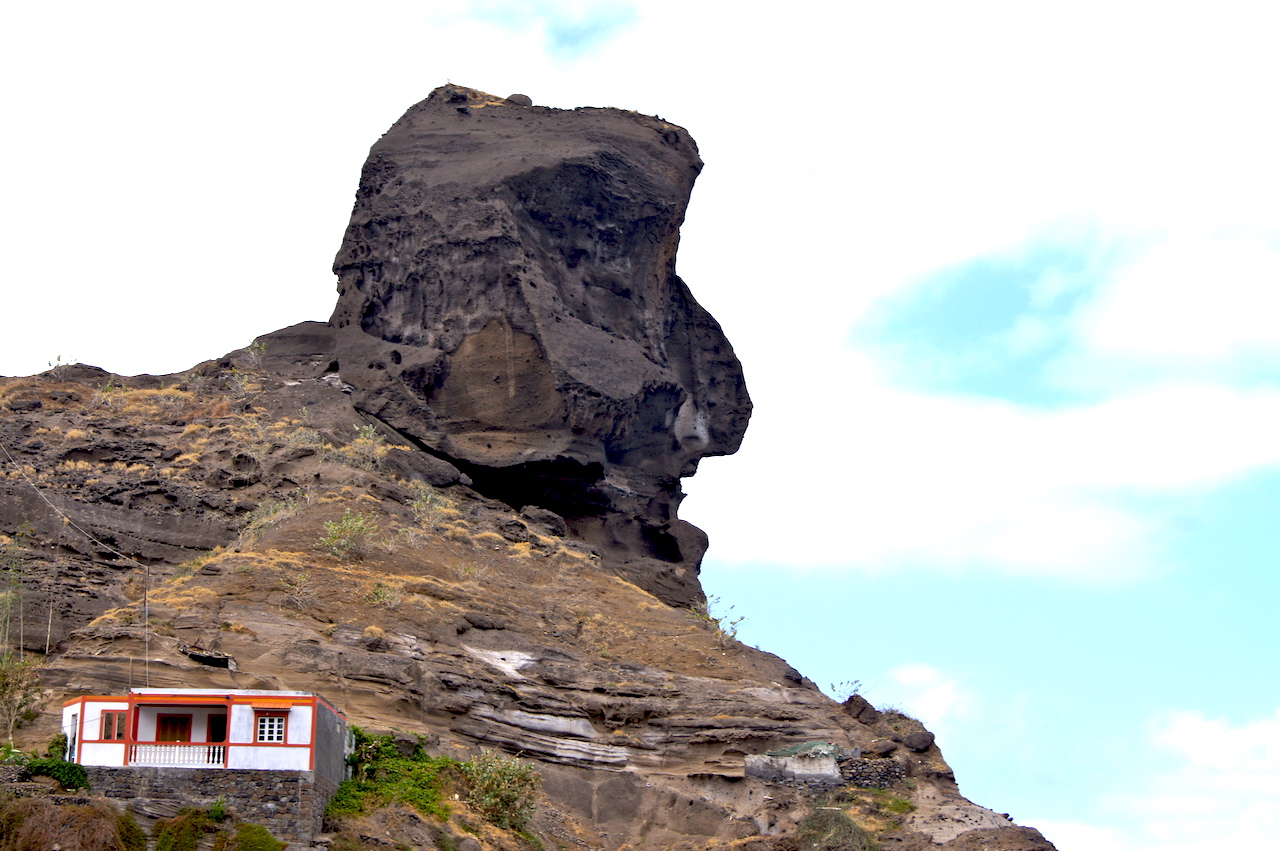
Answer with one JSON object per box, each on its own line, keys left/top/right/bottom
{"left": 314, "top": 84, "right": 749, "bottom": 608}
{"left": 0, "top": 86, "right": 1055, "bottom": 851}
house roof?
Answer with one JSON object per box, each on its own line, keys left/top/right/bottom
{"left": 63, "top": 688, "right": 348, "bottom": 720}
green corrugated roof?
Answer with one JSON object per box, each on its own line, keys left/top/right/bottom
{"left": 765, "top": 741, "right": 841, "bottom": 758}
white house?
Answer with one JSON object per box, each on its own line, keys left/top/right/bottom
{"left": 61, "top": 688, "right": 349, "bottom": 773}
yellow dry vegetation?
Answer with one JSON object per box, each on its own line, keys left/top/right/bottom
{"left": 64, "top": 428, "right": 89, "bottom": 440}
{"left": 88, "top": 607, "right": 138, "bottom": 627}
{"left": 107, "top": 386, "right": 196, "bottom": 417}
{"left": 218, "top": 549, "right": 312, "bottom": 573}
{"left": 107, "top": 462, "right": 151, "bottom": 475}
{"left": 151, "top": 580, "right": 217, "bottom": 609}
{"left": 471, "top": 531, "right": 507, "bottom": 548}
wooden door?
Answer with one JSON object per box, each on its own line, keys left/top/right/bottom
{"left": 156, "top": 714, "right": 192, "bottom": 742}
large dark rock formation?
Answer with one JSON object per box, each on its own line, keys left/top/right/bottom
{"left": 0, "top": 85, "right": 1056, "bottom": 850}
{"left": 268, "top": 84, "right": 750, "bottom": 605}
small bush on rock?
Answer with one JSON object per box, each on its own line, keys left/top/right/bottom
{"left": 211, "top": 822, "right": 286, "bottom": 851}
{"left": 26, "top": 757, "right": 88, "bottom": 790}
{"left": 326, "top": 728, "right": 453, "bottom": 823}
{"left": 320, "top": 510, "right": 379, "bottom": 562}
{"left": 153, "top": 808, "right": 214, "bottom": 851}
{"left": 460, "top": 749, "right": 541, "bottom": 832}
{"left": 794, "top": 808, "right": 876, "bottom": 851}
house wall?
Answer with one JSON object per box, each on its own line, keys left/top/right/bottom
{"left": 314, "top": 701, "right": 351, "bottom": 790}
{"left": 65, "top": 700, "right": 128, "bottom": 740}
{"left": 227, "top": 705, "right": 312, "bottom": 744}
{"left": 80, "top": 742, "right": 127, "bottom": 766}
{"left": 227, "top": 746, "right": 311, "bottom": 771}
{"left": 87, "top": 766, "right": 330, "bottom": 844}
{"left": 65, "top": 700, "right": 129, "bottom": 767}
{"left": 136, "top": 705, "right": 227, "bottom": 742}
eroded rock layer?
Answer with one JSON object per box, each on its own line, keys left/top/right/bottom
{"left": 315, "top": 84, "right": 750, "bottom": 606}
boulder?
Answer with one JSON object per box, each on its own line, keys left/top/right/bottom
{"left": 902, "top": 730, "right": 936, "bottom": 752}
{"left": 317, "top": 84, "right": 751, "bottom": 605}
{"left": 842, "top": 693, "right": 881, "bottom": 723}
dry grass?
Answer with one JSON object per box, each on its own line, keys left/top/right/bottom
{"left": 0, "top": 796, "right": 146, "bottom": 851}
{"left": 150, "top": 583, "right": 217, "bottom": 610}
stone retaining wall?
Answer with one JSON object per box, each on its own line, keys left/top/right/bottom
{"left": 86, "top": 766, "right": 338, "bottom": 843}
{"left": 838, "top": 757, "right": 906, "bottom": 789}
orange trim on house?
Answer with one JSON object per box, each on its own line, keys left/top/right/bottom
{"left": 67, "top": 691, "right": 341, "bottom": 769}
{"left": 248, "top": 699, "right": 296, "bottom": 710}
{"left": 71, "top": 696, "right": 87, "bottom": 764}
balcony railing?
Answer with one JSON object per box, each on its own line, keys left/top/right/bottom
{"left": 129, "top": 743, "right": 226, "bottom": 766}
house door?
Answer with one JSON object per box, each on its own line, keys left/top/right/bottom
{"left": 207, "top": 714, "right": 227, "bottom": 743}
{"left": 156, "top": 714, "right": 192, "bottom": 742}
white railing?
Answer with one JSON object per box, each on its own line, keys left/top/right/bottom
{"left": 129, "top": 743, "right": 226, "bottom": 766}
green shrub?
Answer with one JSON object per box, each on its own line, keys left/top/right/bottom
{"left": 410, "top": 483, "right": 455, "bottom": 528}
{"left": 154, "top": 808, "right": 213, "bottom": 851}
{"left": 326, "top": 756, "right": 453, "bottom": 821}
{"left": 0, "top": 741, "right": 29, "bottom": 765}
{"left": 794, "top": 808, "right": 876, "bottom": 851}
{"left": 118, "top": 812, "right": 149, "bottom": 851}
{"left": 46, "top": 731, "right": 69, "bottom": 760}
{"left": 326, "top": 728, "right": 454, "bottom": 822}
{"left": 319, "top": 510, "right": 380, "bottom": 562}
{"left": 460, "top": 749, "right": 541, "bottom": 831}
{"left": 212, "top": 823, "right": 286, "bottom": 851}
{"left": 26, "top": 757, "right": 88, "bottom": 790}
{"left": 365, "top": 582, "right": 402, "bottom": 610}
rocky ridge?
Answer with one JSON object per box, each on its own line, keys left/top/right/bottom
{"left": 0, "top": 85, "right": 1056, "bottom": 851}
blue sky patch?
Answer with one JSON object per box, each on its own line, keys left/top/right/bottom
{"left": 469, "top": 1, "right": 638, "bottom": 59}
{"left": 853, "top": 239, "right": 1116, "bottom": 404}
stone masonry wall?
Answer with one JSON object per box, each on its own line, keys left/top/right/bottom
{"left": 838, "top": 757, "right": 907, "bottom": 789}
{"left": 87, "top": 766, "right": 338, "bottom": 843}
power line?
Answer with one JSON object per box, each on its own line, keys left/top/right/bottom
{"left": 0, "top": 437, "right": 152, "bottom": 685}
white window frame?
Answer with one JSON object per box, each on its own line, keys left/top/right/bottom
{"left": 255, "top": 712, "right": 287, "bottom": 743}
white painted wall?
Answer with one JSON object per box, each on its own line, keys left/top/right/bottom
{"left": 287, "top": 706, "right": 312, "bottom": 745}
{"left": 65, "top": 700, "right": 128, "bottom": 743}
{"left": 227, "top": 745, "right": 310, "bottom": 770}
{"left": 227, "top": 705, "right": 310, "bottom": 744}
{"left": 78, "top": 742, "right": 127, "bottom": 767}
{"left": 229, "top": 705, "right": 255, "bottom": 743}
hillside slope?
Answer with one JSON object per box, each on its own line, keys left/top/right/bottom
{"left": 0, "top": 84, "right": 1056, "bottom": 851}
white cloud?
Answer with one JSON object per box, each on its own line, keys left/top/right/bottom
{"left": 1062, "top": 236, "right": 1280, "bottom": 381}
{"left": 884, "top": 664, "right": 973, "bottom": 732}
{"left": 688, "top": 355, "right": 1280, "bottom": 580}
{"left": 1033, "top": 708, "right": 1280, "bottom": 851}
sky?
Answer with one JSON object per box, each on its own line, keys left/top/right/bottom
{"left": 4, "top": 2, "right": 1279, "bottom": 847}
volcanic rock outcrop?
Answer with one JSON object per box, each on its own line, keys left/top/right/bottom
{"left": 0, "top": 85, "right": 1058, "bottom": 851}
{"left": 263, "top": 84, "right": 749, "bottom": 607}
